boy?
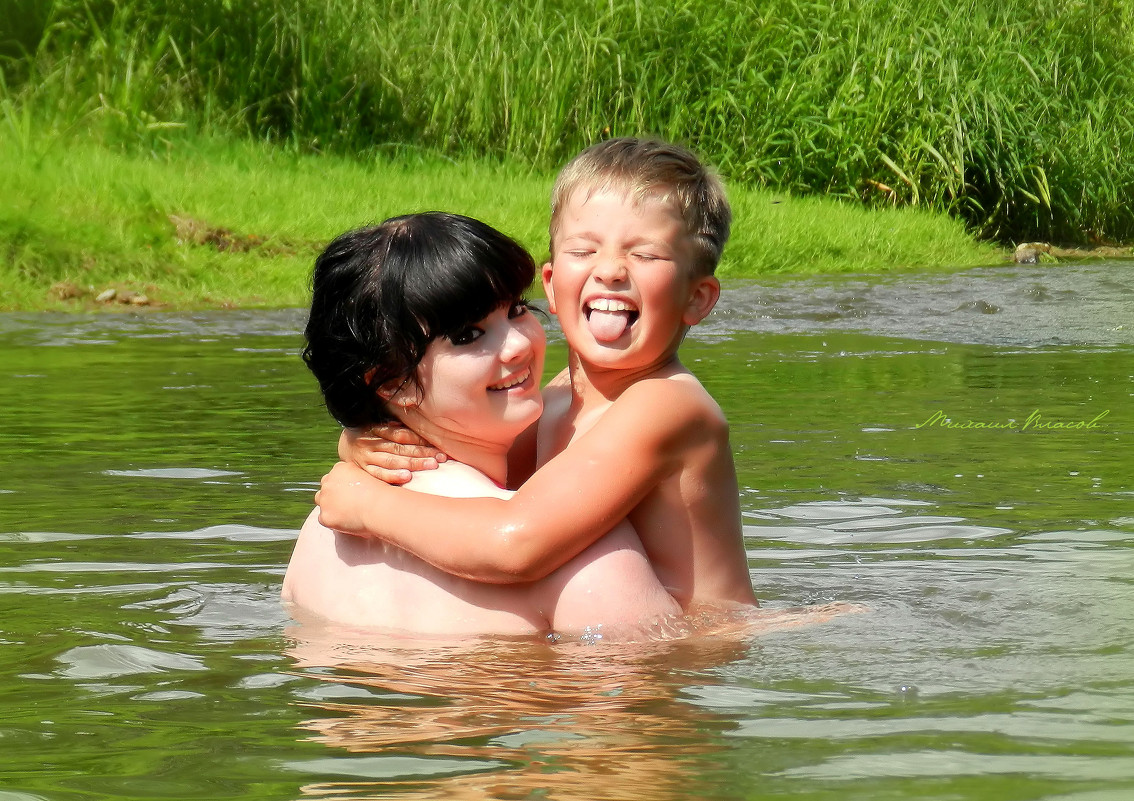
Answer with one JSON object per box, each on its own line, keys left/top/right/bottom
{"left": 316, "top": 137, "right": 757, "bottom": 610}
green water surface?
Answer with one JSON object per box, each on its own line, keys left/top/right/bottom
{"left": 0, "top": 291, "right": 1131, "bottom": 800}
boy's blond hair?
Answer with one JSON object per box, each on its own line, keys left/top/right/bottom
{"left": 549, "top": 137, "right": 732, "bottom": 276}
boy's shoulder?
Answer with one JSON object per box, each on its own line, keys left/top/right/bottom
{"left": 589, "top": 368, "right": 728, "bottom": 458}
{"left": 617, "top": 369, "right": 726, "bottom": 429}
{"left": 539, "top": 367, "right": 574, "bottom": 426}
{"left": 542, "top": 366, "right": 572, "bottom": 399}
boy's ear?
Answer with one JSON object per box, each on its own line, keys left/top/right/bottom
{"left": 682, "top": 276, "right": 720, "bottom": 326}
{"left": 540, "top": 262, "right": 557, "bottom": 314}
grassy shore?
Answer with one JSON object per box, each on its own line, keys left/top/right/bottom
{"left": 0, "top": 133, "right": 1005, "bottom": 311}
{"left": 4, "top": 0, "right": 1132, "bottom": 246}
{"left": 4, "top": 0, "right": 1131, "bottom": 311}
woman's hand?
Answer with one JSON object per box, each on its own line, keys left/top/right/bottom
{"left": 315, "top": 461, "right": 389, "bottom": 536}
{"left": 338, "top": 423, "right": 447, "bottom": 485}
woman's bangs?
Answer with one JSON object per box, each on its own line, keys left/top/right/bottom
{"left": 412, "top": 252, "right": 533, "bottom": 341}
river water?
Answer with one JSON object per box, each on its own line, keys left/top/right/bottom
{"left": 1, "top": 261, "right": 1131, "bottom": 800}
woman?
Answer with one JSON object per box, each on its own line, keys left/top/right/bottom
{"left": 282, "top": 213, "right": 680, "bottom": 637}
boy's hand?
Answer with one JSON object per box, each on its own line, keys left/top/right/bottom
{"left": 338, "top": 423, "right": 446, "bottom": 485}
{"left": 315, "top": 461, "right": 387, "bottom": 536}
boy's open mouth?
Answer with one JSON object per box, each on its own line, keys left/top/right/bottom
{"left": 585, "top": 298, "right": 639, "bottom": 342}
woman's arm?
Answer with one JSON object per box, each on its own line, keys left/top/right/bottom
{"left": 315, "top": 380, "right": 719, "bottom": 583}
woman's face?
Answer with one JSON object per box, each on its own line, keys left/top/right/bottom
{"left": 393, "top": 301, "right": 546, "bottom": 448}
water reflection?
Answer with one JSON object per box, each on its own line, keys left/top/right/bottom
{"left": 284, "top": 632, "right": 742, "bottom": 800}
{"left": 283, "top": 600, "right": 864, "bottom": 800}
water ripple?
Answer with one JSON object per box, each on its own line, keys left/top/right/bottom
{"left": 55, "top": 644, "right": 207, "bottom": 679}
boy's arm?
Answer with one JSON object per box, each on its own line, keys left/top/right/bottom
{"left": 316, "top": 380, "right": 721, "bottom": 583}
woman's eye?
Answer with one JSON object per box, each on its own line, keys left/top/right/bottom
{"left": 509, "top": 300, "right": 530, "bottom": 318}
{"left": 448, "top": 327, "right": 483, "bottom": 346}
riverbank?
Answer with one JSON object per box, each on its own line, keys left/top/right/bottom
{"left": 2, "top": 135, "right": 1012, "bottom": 311}
{"left": 6, "top": 0, "right": 1133, "bottom": 245}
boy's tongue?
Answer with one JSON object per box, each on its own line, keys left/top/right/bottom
{"left": 587, "top": 309, "right": 632, "bottom": 342}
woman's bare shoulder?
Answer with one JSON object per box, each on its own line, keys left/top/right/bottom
{"left": 403, "top": 461, "right": 513, "bottom": 499}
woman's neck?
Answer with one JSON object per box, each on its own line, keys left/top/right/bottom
{"left": 432, "top": 439, "right": 510, "bottom": 488}
{"left": 395, "top": 414, "right": 512, "bottom": 488}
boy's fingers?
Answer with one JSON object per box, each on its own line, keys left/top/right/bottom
{"left": 362, "top": 466, "right": 414, "bottom": 485}
{"left": 368, "top": 423, "right": 431, "bottom": 447}
{"left": 359, "top": 439, "right": 442, "bottom": 459}
{"left": 362, "top": 455, "right": 439, "bottom": 472}
{"left": 356, "top": 448, "right": 440, "bottom": 468}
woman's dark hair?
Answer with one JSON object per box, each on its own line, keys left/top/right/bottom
{"left": 302, "top": 212, "right": 536, "bottom": 427}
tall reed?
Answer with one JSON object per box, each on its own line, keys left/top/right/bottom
{"left": 3, "top": 0, "right": 1132, "bottom": 244}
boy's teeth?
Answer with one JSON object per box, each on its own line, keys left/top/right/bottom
{"left": 588, "top": 298, "right": 635, "bottom": 312}
{"left": 586, "top": 298, "right": 636, "bottom": 342}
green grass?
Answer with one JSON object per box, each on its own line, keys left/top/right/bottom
{"left": 3, "top": 0, "right": 1132, "bottom": 245}
{"left": 0, "top": 133, "right": 1001, "bottom": 310}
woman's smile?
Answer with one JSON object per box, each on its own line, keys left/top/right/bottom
{"left": 489, "top": 366, "right": 534, "bottom": 392}
{"left": 402, "top": 301, "right": 547, "bottom": 448}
